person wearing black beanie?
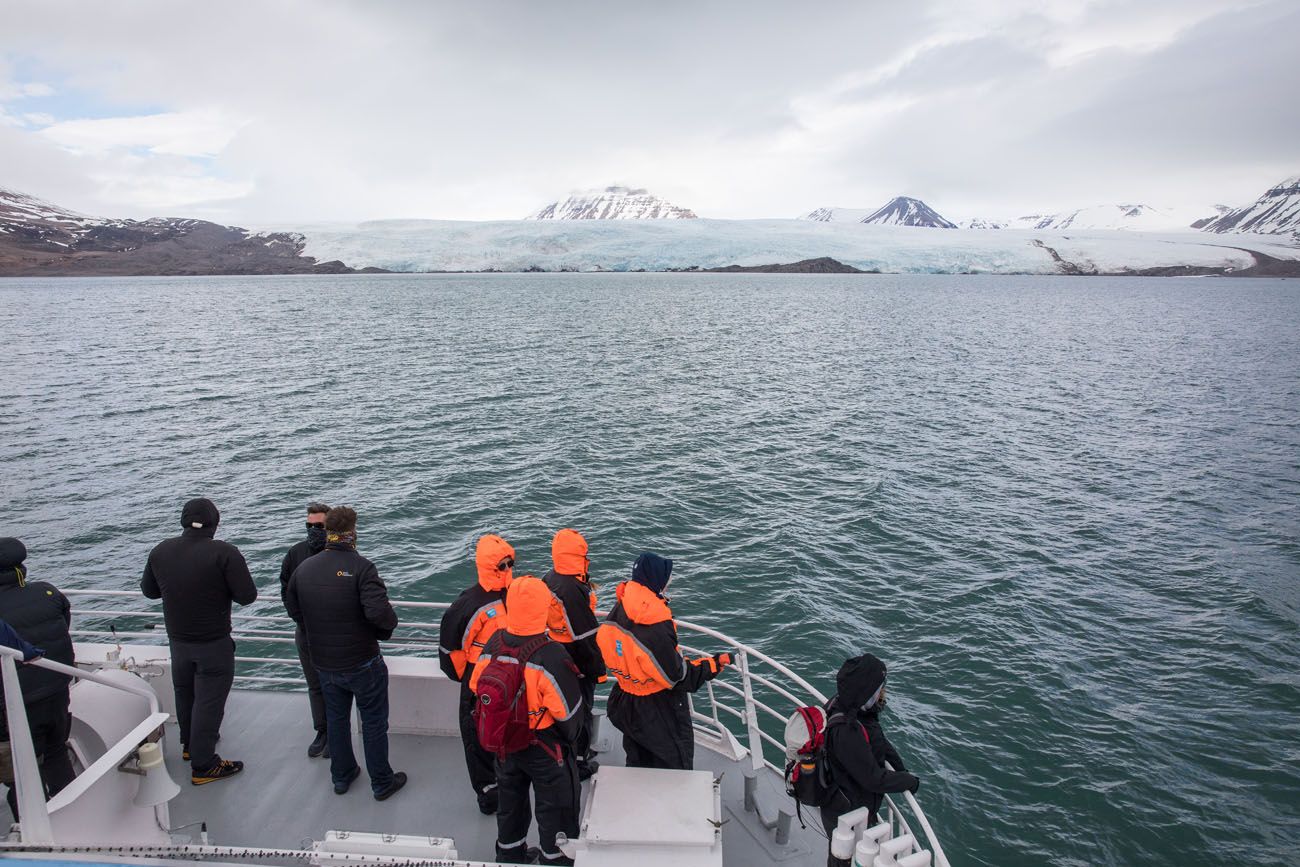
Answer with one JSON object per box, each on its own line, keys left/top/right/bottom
{"left": 0, "top": 537, "right": 76, "bottom": 821}
{"left": 141, "top": 499, "right": 257, "bottom": 785}
{"left": 595, "top": 552, "right": 733, "bottom": 770}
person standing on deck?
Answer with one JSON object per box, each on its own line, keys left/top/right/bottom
{"left": 438, "top": 533, "right": 515, "bottom": 814}
{"left": 541, "top": 528, "right": 604, "bottom": 780}
{"left": 0, "top": 539, "right": 76, "bottom": 818}
{"left": 820, "top": 653, "right": 920, "bottom": 866}
{"left": 141, "top": 499, "right": 255, "bottom": 785}
{"left": 278, "top": 501, "right": 331, "bottom": 759}
{"left": 469, "top": 575, "right": 584, "bottom": 866}
{"left": 285, "top": 506, "right": 406, "bottom": 800}
{"left": 596, "top": 551, "right": 732, "bottom": 770}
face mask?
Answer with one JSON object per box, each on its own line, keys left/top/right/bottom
{"left": 307, "top": 524, "right": 327, "bottom": 549}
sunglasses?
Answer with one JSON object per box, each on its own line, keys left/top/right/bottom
{"left": 306, "top": 521, "right": 326, "bottom": 529}
{"left": 497, "top": 557, "right": 515, "bottom": 571}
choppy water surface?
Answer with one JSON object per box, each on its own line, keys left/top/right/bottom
{"left": 1, "top": 274, "right": 1298, "bottom": 866}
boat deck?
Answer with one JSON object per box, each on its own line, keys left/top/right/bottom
{"left": 59, "top": 689, "right": 824, "bottom": 865}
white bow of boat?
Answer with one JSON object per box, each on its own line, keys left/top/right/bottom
{"left": 0, "top": 588, "right": 951, "bottom": 867}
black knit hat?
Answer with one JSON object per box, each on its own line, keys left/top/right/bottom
{"left": 0, "top": 538, "right": 26, "bottom": 569}
{"left": 181, "top": 498, "right": 221, "bottom": 529}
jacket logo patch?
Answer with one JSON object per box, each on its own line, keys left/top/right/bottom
{"left": 615, "top": 639, "right": 623, "bottom": 656}
{"left": 487, "top": 608, "right": 497, "bottom": 618}
{"left": 336, "top": 570, "right": 353, "bottom": 577}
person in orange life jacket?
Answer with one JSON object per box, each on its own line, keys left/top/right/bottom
{"left": 541, "top": 528, "right": 603, "bottom": 781}
{"left": 820, "top": 654, "right": 919, "bottom": 867}
{"left": 278, "top": 501, "right": 331, "bottom": 759}
{"left": 438, "top": 533, "right": 515, "bottom": 814}
{"left": 596, "top": 552, "right": 731, "bottom": 770}
{"left": 0, "top": 538, "right": 76, "bottom": 821}
{"left": 470, "top": 575, "right": 584, "bottom": 866}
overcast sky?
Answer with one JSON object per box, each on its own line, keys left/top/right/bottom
{"left": 1, "top": 0, "right": 1297, "bottom": 223}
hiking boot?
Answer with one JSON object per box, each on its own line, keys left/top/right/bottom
{"left": 333, "top": 765, "right": 361, "bottom": 795}
{"left": 182, "top": 747, "right": 189, "bottom": 762}
{"left": 308, "top": 731, "right": 328, "bottom": 758}
{"left": 577, "top": 759, "right": 599, "bottom": 781}
{"left": 191, "top": 757, "right": 243, "bottom": 785}
{"left": 374, "top": 771, "right": 407, "bottom": 801}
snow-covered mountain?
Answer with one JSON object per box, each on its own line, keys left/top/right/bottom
{"left": 527, "top": 186, "right": 697, "bottom": 220}
{"left": 801, "top": 207, "right": 876, "bottom": 222}
{"left": 860, "top": 196, "right": 956, "bottom": 228}
{"left": 0, "top": 186, "right": 349, "bottom": 275}
{"left": 1200, "top": 177, "right": 1300, "bottom": 234}
{"left": 960, "top": 203, "right": 1216, "bottom": 232}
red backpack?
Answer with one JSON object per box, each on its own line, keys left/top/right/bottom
{"left": 474, "top": 635, "right": 550, "bottom": 760}
{"left": 784, "top": 706, "right": 851, "bottom": 811}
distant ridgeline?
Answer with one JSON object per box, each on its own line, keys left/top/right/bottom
{"left": 0, "top": 187, "right": 373, "bottom": 277}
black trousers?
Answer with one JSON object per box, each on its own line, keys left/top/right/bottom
{"left": 3, "top": 687, "right": 76, "bottom": 821}
{"left": 170, "top": 637, "right": 235, "bottom": 771}
{"left": 458, "top": 679, "right": 497, "bottom": 806}
{"left": 294, "top": 626, "right": 326, "bottom": 733}
{"left": 575, "top": 678, "right": 595, "bottom": 762}
{"left": 495, "top": 742, "right": 579, "bottom": 866}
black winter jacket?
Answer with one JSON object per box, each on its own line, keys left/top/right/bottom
{"left": 279, "top": 537, "right": 325, "bottom": 607}
{"left": 824, "top": 653, "right": 917, "bottom": 804}
{"left": 0, "top": 567, "right": 74, "bottom": 705}
{"left": 285, "top": 544, "right": 398, "bottom": 672}
{"left": 141, "top": 527, "right": 257, "bottom": 643}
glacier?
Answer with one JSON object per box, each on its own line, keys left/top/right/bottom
{"left": 282, "top": 218, "right": 1300, "bottom": 275}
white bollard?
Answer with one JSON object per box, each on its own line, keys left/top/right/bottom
{"left": 896, "top": 852, "right": 932, "bottom": 867}
{"left": 854, "top": 838, "right": 880, "bottom": 866}
{"left": 862, "top": 822, "right": 892, "bottom": 846}
{"left": 873, "top": 833, "right": 917, "bottom": 867}
{"left": 832, "top": 827, "right": 858, "bottom": 861}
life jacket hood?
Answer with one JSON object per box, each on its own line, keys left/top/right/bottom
{"left": 631, "top": 551, "right": 673, "bottom": 595}
{"left": 615, "top": 580, "right": 673, "bottom": 625}
{"left": 836, "top": 653, "right": 887, "bottom": 710}
{"left": 551, "top": 528, "right": 588, "bottom": 577}
{"left": 506, "top": 574, "right": 551, "bottom": 635}
{"left": 181, "top": 497, "right": 220, "bottom": 530}
{"left": 475, "top": 534, "right": 515, "bottom": 591}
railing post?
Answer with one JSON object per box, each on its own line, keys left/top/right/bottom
{"left": 1, "top": 653, "right": 53, "bottom": 843}
{"left": 736, "top": 649, "right": 765, "bottom": 772}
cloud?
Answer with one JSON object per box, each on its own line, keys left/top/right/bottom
{"left": 38, "top": 109, "right": 247, "bottom": 157}
{"left": 0, "top": 0, "right": 1294, "bottom": 222}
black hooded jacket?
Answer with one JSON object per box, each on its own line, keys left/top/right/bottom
{"left": 824, "top": 654, "right": 918, "bottom": 804}
{"left": 285, "top": 543, "right": 398, "bottom": 672}
{"left": 141, "top": 500, "right": 257, "bottom": 643}
{"left": 279, "top": 533, "right": 326, "bottom": 607}
{"left": 0, "top": 538, "right": 74, "bottom": 705}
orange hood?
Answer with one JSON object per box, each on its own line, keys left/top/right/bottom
{"left": 615, "top": 580, "right": 673, "bottom": 625}
{"left": 551, "top": 528, "right": 589, "bottom": 577}
{"left": 507, "top": 575, "right": 551, "bottom": 635}
{"left": 475, "top": 534, "right": 515, "bottom": 591}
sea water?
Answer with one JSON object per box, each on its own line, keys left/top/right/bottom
{"left": 1, "top": 273, "right": 1297, "bottom": 866}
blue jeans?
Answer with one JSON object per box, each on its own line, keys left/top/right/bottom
{"left": 317, "top": 655, "right": 394, "bottom": 795}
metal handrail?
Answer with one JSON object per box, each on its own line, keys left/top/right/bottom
{"left": 58, "top": 586, "right": 951, "bottom": 866}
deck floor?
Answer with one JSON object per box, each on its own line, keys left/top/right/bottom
{"left": 8, "top": 690, "right": 824, "bottom": 865}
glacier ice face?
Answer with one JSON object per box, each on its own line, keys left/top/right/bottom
{"left": 282, "top": 217, "right": 1298, "bottom": 274}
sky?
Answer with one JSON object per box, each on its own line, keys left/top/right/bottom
{"left": 1, "top": 0, "right": 1297, "bottom": 224}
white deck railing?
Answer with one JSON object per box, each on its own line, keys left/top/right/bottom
{"left": 58, "top": 587, "right": 950, "bottom": 866}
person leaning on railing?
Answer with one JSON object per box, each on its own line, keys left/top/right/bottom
{"left": 821, "top": 653, "right": 920, "bottom": 867}
{"left": 0, "top": 538, "right": 76, "bottom": 820}
{"left": 596, "top": 551, "right": 732, "bottom": 771}
{"left": 278, "top": 501, "right": 332, "bottom": 760}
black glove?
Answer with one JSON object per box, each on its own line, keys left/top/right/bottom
{"left": 909, "top": 777, "right": 921, "bottom": 794}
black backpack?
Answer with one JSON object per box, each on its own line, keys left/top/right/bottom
{"left": 783, "top": 706, "right": 848, "bottom": 810}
